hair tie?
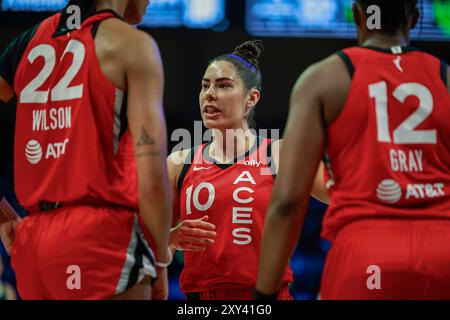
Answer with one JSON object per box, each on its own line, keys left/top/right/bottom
{"left": 226, "top": 54, "right": 259, "bottom": 73}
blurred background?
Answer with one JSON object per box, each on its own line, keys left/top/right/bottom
{"left": 0, "top": 0, "right": 449, "bottom": 300}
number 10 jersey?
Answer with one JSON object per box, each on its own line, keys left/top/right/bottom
{"left": 177, "top": 137, "right": 293, "bottom": 293}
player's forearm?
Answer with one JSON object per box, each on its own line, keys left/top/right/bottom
{"left": 0, "top": 195, "right": 21, "bottom": 225}
{"left": 256, "top": 196, "right": 309, "bottom": 294}
{"left": 138, "top": 182, "right": 172, "bottom": 263}
{"left": 168, "top": 227, "right": 179, "bottom": 254}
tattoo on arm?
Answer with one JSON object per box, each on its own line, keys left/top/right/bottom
{"left": 135, "top": 127, "right": 160, "bottom": 158}
{"left": 137, "top": 127, "right": 155, "bottom": 146}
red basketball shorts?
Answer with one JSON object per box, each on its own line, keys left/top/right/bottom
{"left": 320, "top": 219, "right": 450, "bottom": 300}
{"left": 11, "top": 205, "right": 157, "bottom": 300}
{"left": 185, "top": 285, "right": 292, "bottom": 300}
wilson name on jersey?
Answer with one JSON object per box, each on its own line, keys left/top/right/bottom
{"left": 13, "top": 11, "right": 136, "bottom": 209}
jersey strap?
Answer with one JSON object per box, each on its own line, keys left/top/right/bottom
{"left": 177, "top": 145, "right": 200, "bottom": 192}
{"left": 441, "top": 60, "right": 448, "bottom": 87}
{"left": 52, "top": 2, "right": 122, "bottom": 38}
{"left": 336, "top": 51, "right": 354, "bottom": 78}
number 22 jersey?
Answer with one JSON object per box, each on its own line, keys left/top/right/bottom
{"left": 4, "top": 11, "right": 137, "bottom": 210}
{"left": 323, "top": 46, "right": 450, "bottom": 242}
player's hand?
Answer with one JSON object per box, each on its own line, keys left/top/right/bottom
{"left": 151, "top": 267, "right": 169, "bottom": 300}
{"left": 0, "top": 218, "right": 21, "bottom": 255}
{"left": 169, "top": 215, "right": 216, "bottom": 252}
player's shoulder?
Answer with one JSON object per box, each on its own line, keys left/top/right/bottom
{"left": 409, "top": 47, "right": 442, "bottom": 60}
{"left": 292, "top": 53, "right": 351, "bottom": 126}
{"left": 168, "top": 149, "right": 192, "bottom": 169}
{"left": 97, "top": 18, "right": 158, "bottom": 57}
{"left": 303, "top": 53, "right": 349, "bottom": 81}
{"left": 271, "top": 139, "right": 282, "bottom": 152}
{"left": 295, "top": 53, "right": 350, "bottom": 96}
{"left": 167, "top": 148, "right": 194, "bottom": 187}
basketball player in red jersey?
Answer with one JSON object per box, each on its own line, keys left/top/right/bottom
{"left": 0, "top": 0, "right": 172, "bottom": 299}
{"left": 167, "top": 41, "right": 328, "bottom": 300}
{"left": 256, "top": 0, "right": 450, "bottom": 300}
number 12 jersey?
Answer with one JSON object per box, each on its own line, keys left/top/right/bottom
{"left": 323, "top": 46, "right": 450, "bottom": 242}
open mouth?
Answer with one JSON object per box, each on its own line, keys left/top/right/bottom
{"left": 203, "top": 105, "right": 222, "bottom": 118}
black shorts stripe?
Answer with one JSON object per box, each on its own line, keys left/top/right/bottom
{"left": 177, "top": 145, "right": 198, "bottom": 192}
{"left": 441, "top": 60, "right": 448, "bottom": 87}
{"left": 336, "top": 51, "right": 355, "bottom": 78}
{"left": 126, "top": 233, "right": 150, "bottom": 290}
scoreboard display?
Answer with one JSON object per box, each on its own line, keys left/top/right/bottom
{"left": 1, "top": 0, "right": 67, "bottom": 11}
{"left": 1, "top": 0, "right": 227, "bottom": 29}
{"left": 141, "top": 0, "right": 226, "bottom": 28}
{"left": 246, "top": 0, "right": 450, "bottom": 41}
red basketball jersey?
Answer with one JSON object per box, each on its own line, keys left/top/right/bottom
{"left": 323, "top": 46, "right": 450, "bottom": 242}
{"left": 178, "top": 137, "right": 293, "bottom": 293}
{"left": 13, "top": 11, "right": 137, "bottom": 210}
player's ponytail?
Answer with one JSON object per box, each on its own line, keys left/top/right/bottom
{"left": 233, "top": 40, "right": 264, "bottom": 71}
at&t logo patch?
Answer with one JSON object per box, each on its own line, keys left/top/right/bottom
{"left": 376, "top": 179, "right": 402, "bottom": 204}
{"left": 25, "top": 140, "right": 43, "bottom": 165}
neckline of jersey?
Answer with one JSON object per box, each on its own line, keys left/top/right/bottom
{"left": 202, "top": 135, "right": 263, "bottom": 170}
{"left": 86, "top": 9, "right": 124, "bottom": 21}
{"left": 53, "top": 8, "right": 124, "bottom": 38}
{"left": 360, "top": 45, "right": 419, "bottom": 54}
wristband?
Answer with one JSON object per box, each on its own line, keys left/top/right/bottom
{"left": 253, "top": 288, "right": 279, "bottom": 300}
{"left": 155, "top": 255, "right": 173, "bottom": 268}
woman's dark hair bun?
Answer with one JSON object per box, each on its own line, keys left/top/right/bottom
{"left": 233, "top": 40, "right": 264, "bottom": 69}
